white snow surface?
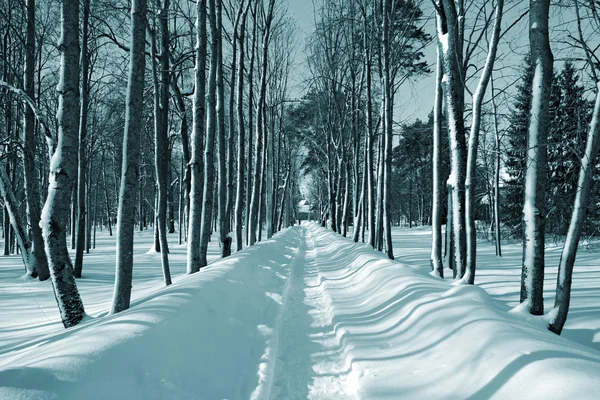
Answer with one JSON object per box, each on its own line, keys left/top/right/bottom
{"left": 1, "top": 224, "right": 600, "bottom": 399}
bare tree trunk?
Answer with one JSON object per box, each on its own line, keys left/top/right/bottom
{"left": 520, "top": 0, "right": 552, "bottom": 315}
{"left": 22, "top": 0, "right": 49, "bottom": 280}
{"left": 225, "top": 4, "right": 244, "bottom": 240}
{"left": 178, "top": 159, "right": 183, "bottom": 245}
{"left": 363, "top": 8, "right": 375, "bottom": 248}
{"left": 71, "top": 186, "right": 77, "bottom": 249}
{"left": 549, "top": 0, "right": 600, "bottom": 333}
{"left": 436, "top": 0, "right": 467, "bottom": 279}
{"left": 245, "top": 5, "right": 258, "bottom": 245}
{"left": 74, "top": 0, "right": 90, "bottom": 278}
{"left": 111, "top": 0, "right": 147, "bottom": 313}
{"left": 464, "top": 0, "right": 503, "bottom": 284}
{"left": 491, "top": 75, "right": 502, "bottom": 257}
{"left": 199, "top": 0, "right": 218, "bottom": 266}
{"left": 216, "top": 0, "right": 231, "bottom": 257}
{"left": 341, "top": 161, "right": 350, "bottom": 237}
{"left": 550, "top": 84, "right": 600, "bottom": 334}
{"left": 0, "top": 167, "right": 36, "bottom": 276}
{"left": 234, "top": 2, "right": 250, "bottom": 252}
{"left": 431, "top": 47, "right": 444, "bottom": 278}
{"left": 102, "top": 160, "right": 113, "bottom": 236}
{"left": 248, "top": 0, "right": 275, "bottom": 246}
{"left": 151, "top": 0, "right": 172, "bottom": 285}
{"left": 41, "top": 0, "right": 85, "bottom": 327}
{"left": 187, "top": 0, "right": 207, "bottom": 274}
{"left": 375, "top": 136, "right": 384, "bottom": 250}
{"left": 382, "top": 0, "right": 394, "bottom": 259}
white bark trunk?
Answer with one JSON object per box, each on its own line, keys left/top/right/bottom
{"left": 41, "top": 0, "right": 85, "bottom": 328}
{"left": 520, "top": 0, "right": 552, "bottom": 315}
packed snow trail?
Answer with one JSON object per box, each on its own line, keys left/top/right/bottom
{"left": 2, "top": 224, "right": 600, "bottom": 399}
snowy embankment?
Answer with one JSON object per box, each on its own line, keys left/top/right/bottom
{"left": 1, "top": 224, "right": 600, "bottom": 399}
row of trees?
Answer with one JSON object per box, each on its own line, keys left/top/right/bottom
{"left": 0, "top": 0, "right": 303, "bottom": 327}
{"left": 428, "top": 0, "right": 600, "bottom": 335}
{"left": 301, "top": 0, "right": 600, "bottom": 336}
{"left": 294, "top": 0, "right": 430, "bottom": 259}
{"left": 2, "top": 0, "right": 599, "bottom": 337}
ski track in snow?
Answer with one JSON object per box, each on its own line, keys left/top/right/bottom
{"left": 2, "top": 224, "right": 600, "bottom": 399}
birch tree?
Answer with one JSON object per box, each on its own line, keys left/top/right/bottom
{"left": 520, "top": 0, "right": 552, "bottom": 315}
{"left": 151, "top": 0, "right": 172, "bottom": 285}
{"left": 216, "top": 0, "right": 231, "bottom": 257}
{"left": 187, "top": 0, "right": 207, "bottom": 273}
{"left": 74, "top": 0, "right": 91, "bottom": 278}
{"left": 549, "top": 0, "right": 600, "bottom": 334}
{"left": 22, "top": 0, "right": 50, "bottom": 280}
{"left": 463, "top": 0, "right": 503, "bottom": 284}
{"left": 430, "top": 47, "right": 444, "bottom": 277}
{"left": 41, "top": 0, "right": 85, "bottom": 328}
{"left": 0, "top": 165, "right": 37, "bottom": 277}
{"left": 111, "top": 0, "right": 147, "bottom": 313}
{"left": 248, "top": 0, "right": 276, "bottom": 246}
{"left": 234, "top": 1, "right": 250, "bottom": 252}
{"left": 199, "top": 0, "right": 218, "bottom": 265}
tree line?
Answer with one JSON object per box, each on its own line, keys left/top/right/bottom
{"left": 0, "top": 0, "right": 301, "bottom": 327}
{"left": 294, "top": 0, "right": 600, "bottom": 336}
{"left": 1, "top": 0, "right": 600, "bottom": 336}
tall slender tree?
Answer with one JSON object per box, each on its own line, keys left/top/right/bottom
{"left": 41, "top": 0, "right": 85, "bottom": 328}
{"left": 199, "top": 0, "right": 218, "bottom": 266}
{"left": 112, "top": 0, "right": 147, "bottom": 313}
{"left": 234, "top": 0, "right": 250, "bottom": 252}
{"left": 520, "top": 0, "right": 552, "bottom": 315}
{"left": 74, "top": 0, "right": 90, "bottom": 278}
{"left": 22, "top": 0, "right": 50, "bottom": 280}
{"left": 187, "top": 0, "right": 207, "bottom": 274}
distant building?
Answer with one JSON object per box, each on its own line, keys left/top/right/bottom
{"left": 298, "top": 200, "right": 312, "bottom": 221}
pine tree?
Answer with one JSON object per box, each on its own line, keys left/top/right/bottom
{"left": 547, "top": 62, "right": 591, "bottom": 235}
{"left": 504, "top": 57, "right": 533, "bottom": 237}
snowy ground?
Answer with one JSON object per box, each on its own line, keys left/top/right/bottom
{"left": 1, "top": 224, "right": 599, "bottom": 399}
{"left": 388, "top": 226, "right": 600, "bottom": 352}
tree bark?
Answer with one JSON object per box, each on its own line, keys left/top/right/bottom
{"left": 491, "top": 75, "right": 502, "bottom": 257}
{"left": 22, "top": 0, "right": 50, "bottom": 280}
{"left": 550, "top": 84, "right": 600, "bottom": 334}
{"left": 382, "top": 0, "right": 394, "bottom": 259}
{"left": 199, "top": 0, "right": 218, "bottom": 266}
{"left": 216, "top": 0, "right": 231, "bottom": 257}
{"left": 111, "top": 0, "right": 147, "bottom": 313}
{"left": 245, "top": 4, "right": 258, "bottom": 245}
{"left": 431, "top": 47, "right": 444, "bottom": 278}
{"left": 234, "top": 1, "right": 250, "bottom": 252}
{"left": 41, "top": 0, "right": 85, "bottom": 328}
{"left": 464, "top": 0, "right": 503, "bottom": 284}
{"left": 74, "top": 0, "right": 90, "bottom": 278}
{"left": 187, "top": 0, "right": 207, "bottom": 274}
{"left": 0, "top": 166, "right": 37, "bottom": 277}
{"left": 151, "top": 0, "right": 172, "bottom": 285}
{"left": 520, "top": 0, "right": 552, "bottom": 315}
{"left": 248, "top": 0, "right": 275, "bottom": 246}
{"left": 363, "top": 7, "right": 375, "bottom": 248}
{"left": 436, "top": 0, "right": 467, "bottom": 279}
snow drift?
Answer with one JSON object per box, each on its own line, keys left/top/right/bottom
{"left": 1, "top": 224, "right": 599, "bottom": 399}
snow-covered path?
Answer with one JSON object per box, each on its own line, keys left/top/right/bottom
{"left": 2, "top": 224, "right": 600, "bottom": 399}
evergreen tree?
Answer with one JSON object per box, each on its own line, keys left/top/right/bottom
{"left": 506, "top": 60, "right": 598, "bottom": 237}
{"left": 504, "top": 57, "right": 533, "bottom": 236}
{"left": 547, "top": 62, "right": 591, "bottom": 234}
